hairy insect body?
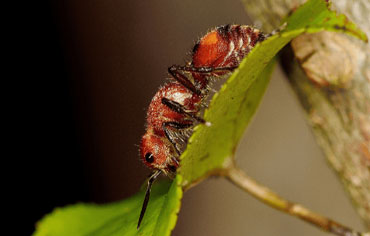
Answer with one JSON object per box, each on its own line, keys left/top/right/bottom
{"left": 141, "top": 82, "right": 202, "bottom": 173}
{"left": 137, "top": 24, "right": 266, "bottom": 229}
{"left": 146, "top": 82, "right": 201, "bottom": 137}
{"left": 192, "top": 25, "right": 264, "bottom": 68}
{"left": 140, "top": 25, "right": 265, "bottom": 174}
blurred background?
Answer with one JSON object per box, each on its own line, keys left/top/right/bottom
{"left": 22, "top": 0, "right": 364, "bottom": 235}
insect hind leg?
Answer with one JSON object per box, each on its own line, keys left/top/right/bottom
{"left": 161, "top": 97, "right": 205, "bottom": 123}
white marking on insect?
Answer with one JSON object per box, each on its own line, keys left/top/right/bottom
{"left": 171, "top": 91, "right": 192, "bottom": 104}
{"left": 222, "top": 40, "right": 235, "bottom": 65}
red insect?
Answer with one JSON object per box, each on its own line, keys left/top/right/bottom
{"left": 137, "top": 24, "right": 266, "bottom": 228}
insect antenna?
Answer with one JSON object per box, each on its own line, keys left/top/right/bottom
{"left": 137, "top": 170, "right": 161, "bottom": 229}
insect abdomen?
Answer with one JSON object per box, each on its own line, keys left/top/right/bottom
{"left": 192, "top": 25, "right": 265, "bottom": 68}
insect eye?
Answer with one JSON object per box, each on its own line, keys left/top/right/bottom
{"left": 145, "top": 152, "right": 154, "bottom": 163}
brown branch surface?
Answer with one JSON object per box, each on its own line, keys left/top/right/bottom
{"left": 226, "top": 165, "right": 367, "bottom": 236}
{"left": 242, "top": 0, "right": 370, "bottom": 228}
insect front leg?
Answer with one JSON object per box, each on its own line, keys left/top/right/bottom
{"left": 162, "top": 121, "right": 193, "bottom": 156}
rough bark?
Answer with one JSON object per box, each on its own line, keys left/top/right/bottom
{"left": 242, "top": 0, "right": 370, "bottom": 228}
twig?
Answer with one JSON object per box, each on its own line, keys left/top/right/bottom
{"left": 225, "top": 164, "right": 368, "bottom": 236}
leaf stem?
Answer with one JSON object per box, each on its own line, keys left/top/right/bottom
{"left": 225, "top": 164, "right": 368, "bottom": 236}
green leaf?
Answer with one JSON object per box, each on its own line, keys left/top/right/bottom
{"left": 33, "top": 176, "right": 182, "bottom": 236}
{"left": 178, "top": 0, "right": 368, "bottom": 187}
{"left": 283, "top": 0, "right": 368, "bottom": 42}
{"left": 33, "top": 0, "right": 367, "bottom": 235}
{"left": 179, "top": 58, "right": 276, "bottom": 187}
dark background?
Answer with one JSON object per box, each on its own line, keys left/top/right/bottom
{"left": 20, "top": 1, "right": 89, "bottom": 234}
{"left": 19, "top": 1, "right": 363, "bottom": 235}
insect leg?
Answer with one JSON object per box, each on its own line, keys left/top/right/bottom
{"left": 169, "top": 65, "right": 237, "bottom": 93}
{"left": 161, "top": 97, "right": 205, "bottom": 123}
{"left": 163, "top": 121, "right": 193, "bottom": 156}
{"left": 168, "top": 65, "right": 202, "bottom": 95}
{"left": 173, "top": 65, "right": 237, "bottom": 74}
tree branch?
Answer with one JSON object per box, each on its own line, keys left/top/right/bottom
{"left": 225, "top": 164, "right": 368, "bottom": 236}
{"left": 242, "top": 0, "right": 370, "bottom": 227}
